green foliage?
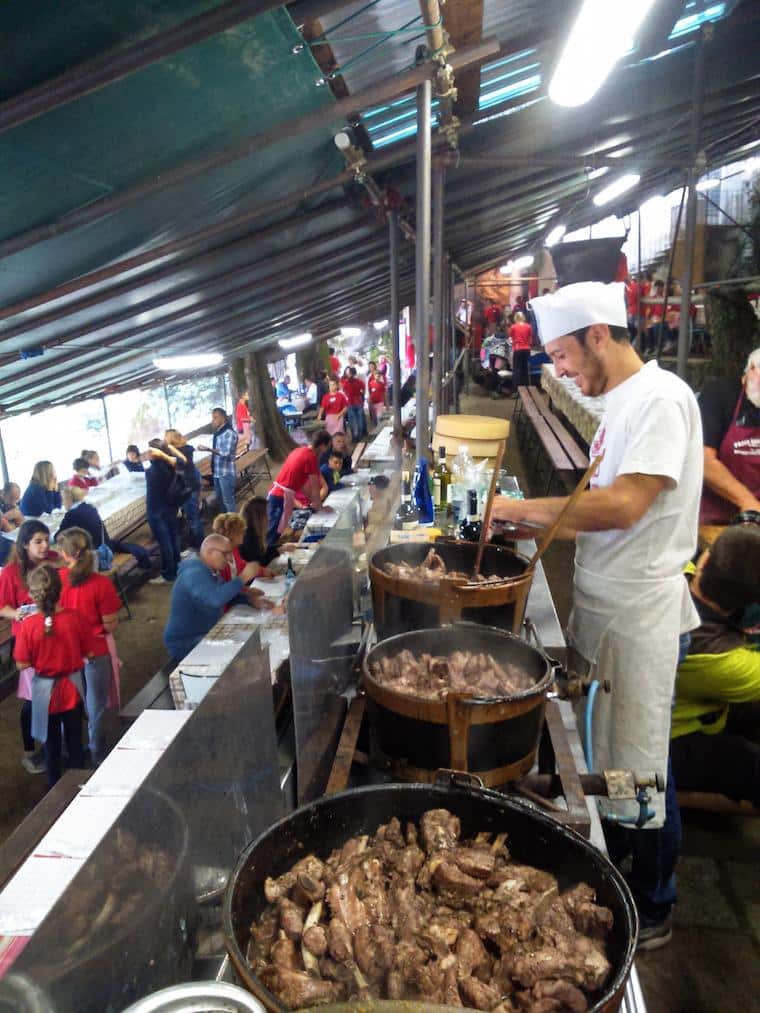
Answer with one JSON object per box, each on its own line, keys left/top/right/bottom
{"left": 705, "top": 287, "right": 759, "bottom": 384}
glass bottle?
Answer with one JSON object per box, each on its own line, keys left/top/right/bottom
{"left": 433, "top": 446, "right": 451, "bottom": 510}
{"left": 394, "top": 471, "right": 419, "bottom": 531}
{"left": 458, "top": 488, "right": 482, "bottom": 542}
{"left": 413, "top": 458, "right": 434, "bottom": 525}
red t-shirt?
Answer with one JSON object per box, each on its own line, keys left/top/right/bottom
{"left": 0, "top": 555, "right": 60, "bottom": 636}
{"left": 342, "top": 376, "right": 365, "bottom": 408}
{"left": 321, "top": 391, "right": 348, "bottom": 416}
{"left": 367, "top": 375, "right": 387, "bottom": 404}
{"left": 484, "top": 304, "right": 502, "bottom": 325}
{"left": 509, "top": 322, "right": 533, "bottom": 352}
{"left": 270, "top": 447, "right": 319, "bottom": 499}
{"left": 625, "top": 281, "right": 640, "bottom": 315}
{"left": 14, "top": 609, "right": 94, "bottom": 713}
{"left": 69, "top": 474, "right": 93, "bottom": 489}
{"left": 59, "top": 569, "right": 122, "bottom": 657}
{"left": 235, "top": 400, "right": 251, "bottom": 431}
{"left": 329, "top": 354, "right": 341, "bottom": 376}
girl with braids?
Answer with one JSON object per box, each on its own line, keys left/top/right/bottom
{"left": 0, "top": 520, "right": 60, "bottom": 774}
{"left": 14, "top": 565, "right": 96, "bottom": 787}
{"left": 56, "top": 528, "right": 123, "bottom": 765}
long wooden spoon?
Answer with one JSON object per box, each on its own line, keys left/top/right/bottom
{"left": 527, "top": 453, "right": 604, "bottom": 571}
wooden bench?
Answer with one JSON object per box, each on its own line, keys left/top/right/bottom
{"left": 200, "top": 447, "right": 271, "bottom": 513}
{"left": 516, "top": 387, "right": 589, "bottom": 494}
{"left": 118, "top": 657, "right": 177, "bottom": 725}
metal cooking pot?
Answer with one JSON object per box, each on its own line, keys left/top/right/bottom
{"left": 363, "top": 623, "right": 555, "bottom": 785}
{"left": 223, "top": 781, "right": 638, "bottom": 1013}
{"left": 121, "top": 981, "right": 266, "bottom": 1012}
{"left": 370, "top": 539, "right": 533, "bottom": 640}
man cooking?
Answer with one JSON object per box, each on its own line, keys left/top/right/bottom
{"left": 699, "top": 347, "right": 760, "bottom": 523}
{"left": 492, "top": 282, "right": 704, "bottom": 948}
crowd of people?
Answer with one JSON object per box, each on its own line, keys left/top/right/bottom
{"left": 0, "top": 389, "right": 366, "bottom": 789}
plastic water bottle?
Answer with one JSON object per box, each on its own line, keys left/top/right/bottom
{"left": 284, "top": 557, "right": 296, "bottom": 593}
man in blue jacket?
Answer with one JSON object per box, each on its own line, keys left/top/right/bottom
{"left": 163, "top": 534, "right": 268, "bottom": 663}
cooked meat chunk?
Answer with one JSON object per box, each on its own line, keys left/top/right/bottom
{"left": 421, "top": 809, "right": 461, "bottom": 853}
{"left": 278, "top": 897, "right": 304, "bottom": 940}
{"left": 456, "top": 926, "right": 492, "bottom": 979}
{"left": 327, "top": 917, "right": 353, "bottom": 962}
{"left": 264, "top": 854, "right": 326, "bottom": 904}
{"left": 562, "top": 883, "right": 614, "bottom": 939}
{"left": 261, "top": 966, "right": 341, "bottom": 1009}
{"left": 251, "top": 809, "right": 616, "bottom": 1010}
{"left": 433, "top": 860, "right": 482, "bottom": 896}
{"left": 532, "top": 979, "right": 589, "bottom": 1013}
{"left": 302, "top": 924, "right": 328, "bottom": 957}
{"left": 460, "top": 975, "right": 502, "bottom": 1010}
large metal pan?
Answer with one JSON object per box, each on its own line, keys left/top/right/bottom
{"left": 223, "top": 781, "right": 637, "bottom": 1013}
{"left": 363, "top": 623, "right": 554, "bottom": 785}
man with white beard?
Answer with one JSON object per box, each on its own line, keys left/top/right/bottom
{"left": 699, "top": 347, "right": 760, "bottom": 523}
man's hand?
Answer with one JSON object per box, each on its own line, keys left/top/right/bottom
{"left": 197, "top": 444, "right": 211, "bottom": 452}
{"left": 491, "top": 496, "right": 527, "bottom": 524}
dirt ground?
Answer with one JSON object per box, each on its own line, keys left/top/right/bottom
{"left": 0, "top": 391, "right": 758, "bottom": 1011}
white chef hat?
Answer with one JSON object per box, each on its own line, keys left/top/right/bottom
{"left": 529, "top": 282, "right": 628, "bottom": 346}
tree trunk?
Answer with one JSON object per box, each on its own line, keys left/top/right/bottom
{"left": 229, "top": 357, "right": 245, "bottom": 404}
{"left": 247, "top": 350, "right": 296, "bottom": 461}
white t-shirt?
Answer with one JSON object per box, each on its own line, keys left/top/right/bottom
{"left": 576, "top": 361, "right": 703, "bottom": 582}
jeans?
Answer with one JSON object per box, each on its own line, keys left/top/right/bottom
{"left": 45, "top": 706, "right": 84, "bottom": 788}
{"left": 147, "top": 509, "right": 180, "bottom": 581}
{"left": 603, "top": 631, "right": 691, "bottom": 926}
{"left": 346, "top": 405, "right": 366, "bottom": 442}
{"left": 83, "top": 654, "right": 112, "bottom": 764}
{"left": 111, "top": 538, "right": 152, "bottom": 569}
{"left": 20, "top": 699, "right": 34, "bottom": 752}
{"left": 266, "top": 496, "right": 284, "bottom": 549}
{"left": 182, "top": 492, "right": 205, "bottom": 548}
{"left": 214, "top": 473, "right": 237, "bottom": 513}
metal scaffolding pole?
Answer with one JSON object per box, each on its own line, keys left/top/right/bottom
{"left": 414, "top": 78, "right": 432, "bottom": 460}
{"left": 677, "top": 26, "right": 709, "bottom": 380}
{"left": 101, "top": 396, "right": 114, "bottom": 465}
{"left": 389, "top": 209, "right": 402, "bottom": 440}
{"left": 0, "top": 425, "right": 9, "bottom": 487}
{"left": 431, "top": 162, "right": 446, "bottom": 428}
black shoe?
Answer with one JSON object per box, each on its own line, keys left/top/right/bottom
{"left": 637, "top": 913, "right": 672, "bottom": 951}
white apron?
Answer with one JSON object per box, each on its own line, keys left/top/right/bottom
{"left": 569, "top": 561, "right": 699, "bottom": 828}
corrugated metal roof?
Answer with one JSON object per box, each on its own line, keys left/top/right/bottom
{"left": 0, "top": 0, "right": 757, "bottom": 414}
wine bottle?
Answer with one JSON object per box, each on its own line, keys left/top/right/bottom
{"left": 394, "top": 471, "right": 419, "bottom": 530}
{"left": 433, "top": 446, "right": 451, "bottom": 509}
{"left": 458, "top": 488, "right": 482, "bottom": 542}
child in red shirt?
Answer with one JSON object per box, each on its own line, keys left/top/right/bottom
{"left": 56, "top": 528, "right": 123, "bottom": 765}
{"left": 367, "top": 361, "right": 387, "bottom": 426}
{"left": 14, "top": 564, "right": 95, "bottom": 787}
{"left": 0, "top": 519, "right": 60, "bottom": 774}
{"left": 317, "top": 379, "right": 348, "bottom": 436}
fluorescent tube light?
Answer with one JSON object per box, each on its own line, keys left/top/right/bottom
{"left": 593, "top": 173, "right": 641, "bottom": 206}
{"left": 153, "top": 353, "right": 223, "bottom": 371}
{"left": 340, "top": 326, "right": 362, "bottom": 337}
{"left": 373, "top": 319, "right": 389, "bottom": 330}
{"left": 278, "top": 333, "right": 312, "bottom": 350}
{"left": 696, "top": 178, "right": 720, "bottom": 191}
{"left": 549, "top": 0, "right": 658, "bottom": 107}
{"left": 499, "top": 262, "right": 514, "bottom": 275}
{"left": 513, "top": 255, "right": 534, "bottom": 269}
{"left": 545, "top": 225, "right": 567, "bottom": 247}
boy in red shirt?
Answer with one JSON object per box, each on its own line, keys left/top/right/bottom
{"left": 69, "top": 457, "right": 98, "bottom": 489}
{"left": 56, "top": 528, "right": 123, "bottom": 765}
{"left": 367, "top": 361, "right": 387, "bottom": 427}
{"left": 266, "top": 430, "right": 332, "bottom": 549}
{"left": 14, "top": 564, "right": 96, "bottom": 787}
{"left": 317, "top": 378, "right": 348, "bottom": 435}
{"left": 328, "top": 346, "right": 341, "bottom": 378}
{"left": 342, "top": 367, "right": 367, "bottom": 442}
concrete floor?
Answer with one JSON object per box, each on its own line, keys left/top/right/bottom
{"left": 0, "top": 390, "right": 758, "bottom": 1010}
